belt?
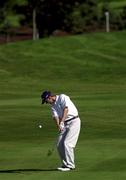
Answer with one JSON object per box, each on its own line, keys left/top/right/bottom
{"left": 65, "top": 115, "right": 79, "bottom": 123}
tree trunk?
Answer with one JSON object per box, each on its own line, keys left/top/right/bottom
{"left": 33, "top": 8, "right": 38, "bottom": 40}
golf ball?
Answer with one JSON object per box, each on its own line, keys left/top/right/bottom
{"left": 39, "top": 125, "right": 42, "bottom": 128}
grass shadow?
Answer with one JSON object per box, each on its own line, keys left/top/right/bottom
{"left": 0, "top": 168, "right": 58, "bottom": 173}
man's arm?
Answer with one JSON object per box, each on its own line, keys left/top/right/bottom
{"left": 53, "top": 107, "right": 68, "bottom": 131}
{"left": 60, "top": 107, "right": 68, "bottom": 123}
{"left": 57, "top": 107, "right": 68, "bottom": 131}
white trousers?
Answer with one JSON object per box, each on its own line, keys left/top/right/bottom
{"left": 57, "top": 118, "right": 81, "bottom": 169}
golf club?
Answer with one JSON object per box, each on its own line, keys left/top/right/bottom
{"left": 47, "top": 138, "right": 57, "bottom": 157}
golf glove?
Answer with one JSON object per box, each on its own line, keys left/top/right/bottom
{"left": 59, "top": 122, "right": 64, "bottom": 131}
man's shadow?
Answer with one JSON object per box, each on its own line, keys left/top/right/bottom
{"left": 0, "top": 168, "right": 57, "bottom": 173}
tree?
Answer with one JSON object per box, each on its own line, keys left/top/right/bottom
{"left": 34, "top": 0, "right": 99, "bottom": 36}
{"left": 31, "top": 0, "right": 83, "bottom": 37}
{"left": 120, "top": 6, "right": 126, "bottom": 29}
{"left": 64, "top": 0, "right": 98, "bottom": 33}
{"left": 0, "top": 0, "right": 100, "bottom": 38}
{"left": 0, "top": 0, "right": 27, "bottom": 42}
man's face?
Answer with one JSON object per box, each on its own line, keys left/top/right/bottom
{"left": 45, "top": 96, "right": 54, "bottom": 104}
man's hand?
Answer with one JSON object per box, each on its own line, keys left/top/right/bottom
{"left": 59, "top": 121, "right": 64, "bottom": 131}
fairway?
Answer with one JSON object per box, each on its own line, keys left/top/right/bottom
{"left": 0, "top": 31, "right": 126, "bottom": 180}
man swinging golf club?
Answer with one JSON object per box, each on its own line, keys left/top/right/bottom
{"left": 41, "top": 90, "right": 81, "bottom": 172}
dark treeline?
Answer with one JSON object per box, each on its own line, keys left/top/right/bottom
{"left": 0, "top": 0, "right": 126, "bottom": 38}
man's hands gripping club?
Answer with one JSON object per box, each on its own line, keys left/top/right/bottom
{"left": 54, "top": 107, "right": 68, "bottom": 132}
{"left": 59, "top": 121, "right": 65, "bottom": 131}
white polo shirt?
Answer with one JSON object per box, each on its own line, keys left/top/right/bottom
{"left": 51, "top": 94, "right": 78, "bottom": 121}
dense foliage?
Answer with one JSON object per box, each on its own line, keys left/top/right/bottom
{"left": 0, "top": 0, "right": 126, "bottom": 37}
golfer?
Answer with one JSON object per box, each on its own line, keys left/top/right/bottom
{"left": 41, "top": 90, "right": 81, "bottom": 171}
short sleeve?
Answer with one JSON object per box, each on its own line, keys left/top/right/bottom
{"left": 59, "top": 94, "right": 70, "bottom": 108}
{"left": 51, "top": 106, "right": 59, "bottom": 118}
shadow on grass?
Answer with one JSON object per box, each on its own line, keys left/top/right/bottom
{"left": 0, "top": 168, "right": 58, "bottom": 173}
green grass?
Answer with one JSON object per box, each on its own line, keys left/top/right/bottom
{"left": 0, "top": 31, "right": 126, "bottom": 179}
